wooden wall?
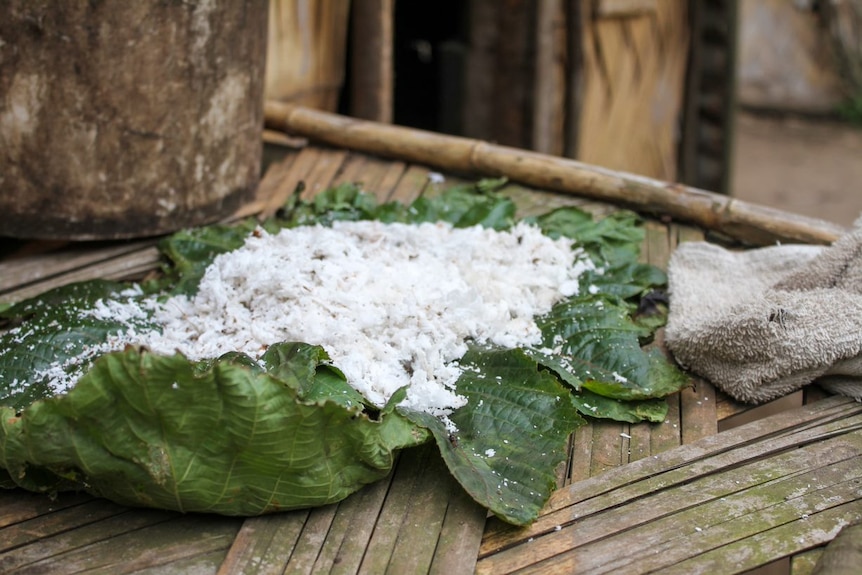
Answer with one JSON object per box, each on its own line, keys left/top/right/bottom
{"left": 459, "top": 0, "right": 692, "bottom": 182}
{"left": 575, "top": 0, "right": 690, "bottom": 181}
{"left": 265, "top": 0, "right": 351, "bottom": 111}
{"left": 267, "top": 0, "right": 733, "bottom": 190}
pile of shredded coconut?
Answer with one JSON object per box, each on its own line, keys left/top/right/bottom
{"left": 40, "top": 220, "right": 595, "bottom": 416}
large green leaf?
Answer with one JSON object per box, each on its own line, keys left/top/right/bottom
{"left": 407, "top": 179, "right": 515, "bottom": 229}
{"left": 0, "top": 348, "right": 428, "bottom": 514}
{"left": 578, "top": 262, "right": 668, "bottom": 311}
{"left": 278, "top": 182, "right": 383, "bottom": 227}
{"left": 531, "top": 208, "right": 645, "bottom": 268}
{"left": 260, "top": 342, "right": 368, "bottom": 410}
{"left": 404, "top": 346, "right": 584, "bottom": 526}
{"left": 533, "top": 295, "right": 687, "bottom": 401}
{"left": 0, "top": 180, "right": 690, "bottom": 525}
{"left": 0, "top": 281, "right": 157, "bottom": 411}
{"left": 571, "top": 388, "right": 669, "bottom": 424}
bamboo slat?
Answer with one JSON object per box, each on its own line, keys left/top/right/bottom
{"left": 0, "top": 491, "right": 93, "bottom": 530}
{"left": 0, "top": 498, "right": 128, "bottom": 552}
{"left": 357, "top": 445, "right": 477, "bottom": 575}
{"left": 680, "top": 380, "right": 719, "bottom": 443}
{"left": 0, "top": 244, "right": 162, "bottom": 304}
{"left": 330, "top": 153, "right": 407, "bottom": 193}
{"left": 477, "top": 396, "right": 862, "bottom": 574}
{"left": 0, "top": 241, "right": 153, "bottom": 292}
{"left": 387, "top": 164, "right": 434, "bottom": 204}
{"left": 650, "top": 384, "right": 684, "bottom": 455}
{"left": 626, "top": 416, "right": 652, "bottom": 463}
{"left": 42, "top": 515, "right": 239, "bottom": 573}
{"left": 0, "top": 503, "right": 239, "bottom": 574}
{"left": 264, "top": 102, "right": 846, "bottom": 246}
{"left": 718, "top": 392, "right": 805, "bottom": 432}
{"left": 794, "top": 550, "right": 824, "bottom": 575}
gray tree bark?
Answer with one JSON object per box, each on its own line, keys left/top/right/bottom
{"left": 0, "top": 1, "right": 267, "bottom": 240}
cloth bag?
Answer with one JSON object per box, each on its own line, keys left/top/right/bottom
{"left": 664, "top": 218, "right": 862, "bottom": 404}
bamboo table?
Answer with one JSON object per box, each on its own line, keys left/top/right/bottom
{"left": 1, "top": 108, "right": 858, "bottom": 574}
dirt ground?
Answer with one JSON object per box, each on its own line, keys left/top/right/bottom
{"left": 731, "top": 110, "right": 862, "bottom": 228}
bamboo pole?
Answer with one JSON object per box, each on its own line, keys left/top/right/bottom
{"left": 263, "top": 101, "right": 846, "bottom": 247}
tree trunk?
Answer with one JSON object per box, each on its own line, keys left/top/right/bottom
{"left": 0, "top": 1, "right": 267, "bottom": 240}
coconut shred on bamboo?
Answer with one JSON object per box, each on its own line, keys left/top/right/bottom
{"left": 32, "top": 220, "right": 596, "bottom": 420}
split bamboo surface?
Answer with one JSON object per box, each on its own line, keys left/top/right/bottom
{"left": 264, "top": 102, "right": 847, "bottom": 246}
{"left": 477, "top": 395, "right": 862, "bottom": 574}
{"left": 1, "top": 142, "right": 855, "bottom": 573}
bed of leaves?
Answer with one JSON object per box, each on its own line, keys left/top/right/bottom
{"left": 0, "top": 180, "right": 687, "bottom": 526}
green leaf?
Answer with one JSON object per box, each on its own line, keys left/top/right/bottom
{"left": 0, "top": 348, "right": 429, "bottom": 514}
{"left": 0, "top": 178, "right": 688, "bottom": 526}
{"left": 532, "top": 208, "right": 645, "bottom": 267}
{"left": 159, "top": 220, "right": 258, "bottom": 295}
{"left": 407, "top": 180, "right": 516, "bottom": 230}
{"left": 0, "top": 281, "right": 156, "bottom": 411}
{"left": 533, "top": 295, "right": 688, "bottom": 401}
{"left": 579, "top": 262, "right": 668, "bottom": 310}
{"left": 404, "top": 346, "right": 584, "bottom": 526}
{"left": 571, "top": 388, "right": 668, "bottom": 423}
{"left": 310, "top": 183, "right": 379, "bottom": 223}
{"left": 581, "top": 348, "right": 690, "bottom": 401}
{"left": 260, "top": 342, "right": 368, "bottom": 410}
{"left": 524, "top": 324, "right": 688, "bottom": 423}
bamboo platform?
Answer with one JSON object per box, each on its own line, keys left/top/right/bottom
{"left": 1, "top": 109, "right": 859, "bottom": 574}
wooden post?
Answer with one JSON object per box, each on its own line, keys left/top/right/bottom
{"left": 350, "top": 0, "right": 394, "bottom": 122}
{"left": 564, "top": 0, "right": 589, "bottom": 159}
{"left": 532, "top": 0, "right": 568, "bottom": 156}
{"left": 463, "top": 0, "right": 537, "bottom": 148}
{"left": 0, "top": 1, "right": 267, "bottom": 240}
{"left": 573, "top": 0, "right": 690, "bottom": 181}
{"left": 679, "top": 0, "right": 738, "bottom": 194}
